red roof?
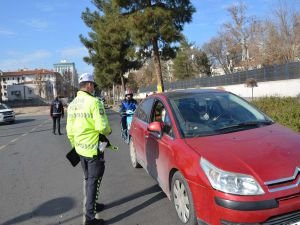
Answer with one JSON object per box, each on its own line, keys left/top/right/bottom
{"left": 2, "top": 69, "right": 60, "bottom": 77}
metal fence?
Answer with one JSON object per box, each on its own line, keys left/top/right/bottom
{"left": 139, "top": 61, "right": 300, "bottom": 93}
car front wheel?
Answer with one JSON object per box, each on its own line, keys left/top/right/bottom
{"left": 171, "top": 172, "right": 197, "bottom": 225}
{"left": 129, "top": 139, "right": 141, "bottom": 168}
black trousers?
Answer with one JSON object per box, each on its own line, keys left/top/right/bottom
{"left": 80, "top": 154, "right": 105, "bottom": 221}
{"left": 52, "top": 116, "right": 61, "bottom": 134}
{"left": 121, "top": 115, "right": 127, "bottom": 130}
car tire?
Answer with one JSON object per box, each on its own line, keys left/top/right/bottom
{"left": 171, "top": 171, "right": 197, "bottom": 225}
{"left": 129, "top": 139, "right": 141, "bottom": 168}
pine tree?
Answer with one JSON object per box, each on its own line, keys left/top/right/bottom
{"left": 116, "top": 0, "right": 195, "bottom": 92}
{"left": 80, "top": 0, "right": 140, "bottom": 91}
{"left": 173, "top": 40, "right": 211, "bottom": 80}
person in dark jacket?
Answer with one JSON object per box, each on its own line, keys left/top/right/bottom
{"left": 50, "top": 96, "right": 64, "bottom": 135}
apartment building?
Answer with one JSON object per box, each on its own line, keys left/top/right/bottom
{"left": 53, "top": 60, "right": 78, "bottom": 97}
{"left": 0, "top": 69, "right": 64, "bottom": 101}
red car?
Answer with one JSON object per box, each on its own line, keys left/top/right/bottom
{"left": 129, "top": 89, "right": 300, "bottom": 225}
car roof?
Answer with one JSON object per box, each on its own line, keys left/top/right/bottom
{"left": 152, "top": 88, "right": 226, "bottom": 98}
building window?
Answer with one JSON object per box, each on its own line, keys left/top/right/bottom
{"left": 29, "top": 89, "right": 32, "bottom": 94}
{"left": 11, "top": 91, "right": 21, "bottom": 96}
{"left": 22, "top": 77, "right": 25, "bottom": 80}
{"left": 3, "top": 85, "right": 6, "bottom": 89}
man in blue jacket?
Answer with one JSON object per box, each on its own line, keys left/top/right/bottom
{"left": 119, "top": 90, "right": 138, "bottom": 139}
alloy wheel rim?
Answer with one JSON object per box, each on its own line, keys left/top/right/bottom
{"left": 173, "top": 179, "right": 190, "bottom": 223}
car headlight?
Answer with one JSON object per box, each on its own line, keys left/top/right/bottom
{"left": 200, "top": 158, "right": 264, "bottom": 195}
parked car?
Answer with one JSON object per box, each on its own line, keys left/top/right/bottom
{"left": 0, "top": 103, "right": 15, "bottom": 124}
{"left": 129, "top": 89, "right": 300, "bottom": 225}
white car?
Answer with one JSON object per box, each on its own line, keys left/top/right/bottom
{"left": 0, "top": 103, "right": 15, "bottom": 124}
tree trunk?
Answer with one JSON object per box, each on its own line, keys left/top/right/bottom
{"left": 152, "top": 38, "right": 164, "bottom": 92}
{"left": 121, "top": 75, "right": 125, "bottom": 95}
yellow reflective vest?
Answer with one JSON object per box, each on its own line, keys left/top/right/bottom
{"left": 66, "top": 91, "right": 112, "bottom": 158}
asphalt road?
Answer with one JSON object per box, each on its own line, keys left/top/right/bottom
{"left": 0, "top": 109, "right": 182, "bottom": 225}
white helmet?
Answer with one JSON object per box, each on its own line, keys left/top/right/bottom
{"left": 79, "top": 73, "right": 95, "bottom": 84}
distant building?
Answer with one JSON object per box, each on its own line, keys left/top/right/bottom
{"left": 53, "top": 60, "right": 78, "bottom": 97}
{"left": 0, "top": 69, "right": 64, "bottom": 101}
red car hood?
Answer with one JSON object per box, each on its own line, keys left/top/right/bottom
{"left": 185, "top": 124, "right": 300, "bottom": 183}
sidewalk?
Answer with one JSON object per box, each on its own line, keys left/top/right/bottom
{"left": 13, "top": 106, "right": 50, "bottom": 116}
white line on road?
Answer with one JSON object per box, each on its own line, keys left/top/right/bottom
{"left": 30, "top": 127, "right": 37, "bottom": 132}
{"left": 0, "top": 145, "right": 8, "bottom": 150}
{"left": 1, "top": 120, "right": 47, "bottom": 151}
{"left": 10, "top": 138, "right": 19, "bottom": 143}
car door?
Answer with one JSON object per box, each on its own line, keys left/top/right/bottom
{"left": 131, "top": 97, "right": 154, "bottom": 168}
{"left": 145, "top": 99, "right": 175, "bottom": 194}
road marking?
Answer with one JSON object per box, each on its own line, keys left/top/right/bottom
{"left": 1, "top": 118, "right": 50, "bottom": 152}
{"left": 0, "top": 145, "right": 7, "bottom": 150}
{"left": 10, "top": 138, "right": 18, "bottom": 143}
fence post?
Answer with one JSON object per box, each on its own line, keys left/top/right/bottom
{"left": 285, "top": 63, "right": 289, "bottom": 79}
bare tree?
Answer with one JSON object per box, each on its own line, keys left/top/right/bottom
{"left": 35, "top": 71, "right": 45, "bottom": 98}
{"left": 223, "top": 1, "right": 260, "bottom": 70}
{"left": 263, "top": 0, "right": 300, "bottom": 64}
{"left": 203, "top": 36, "right": 232, "bottom": 74}
{"left": 63, "top": 70, "right": 72, "bottom": 97}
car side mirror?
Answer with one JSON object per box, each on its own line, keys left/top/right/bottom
{"left": 147, "top": 121, "right": 162, "bottom": 139}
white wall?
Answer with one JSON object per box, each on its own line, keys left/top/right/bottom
{"left": 136, "top": 78, "right": 300, "bottom": 99}
{"left": 213, "top": 79, "right": 300, "bottom": 98}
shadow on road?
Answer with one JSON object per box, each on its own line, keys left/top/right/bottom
{"left": 104, "top": 184, "right": 167, "bottom": 224}
{"left": 0, "top": 119, "right": 36, "bottom": 127}
{"left": 1, "top": 197, "right": 76, "bottom": 225}
{"left": 0, "top": 128, "right": 53, "bottom": 138}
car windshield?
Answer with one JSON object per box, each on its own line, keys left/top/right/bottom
{"left": 0, "top": 104, "right": 9, "bottom": 110}
{"left": 169, "top": 92, "right": 273, "bottom": 138}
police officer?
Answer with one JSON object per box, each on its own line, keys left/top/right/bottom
{"left": 50, "top": 96, "right": 64, "bottom": 135}
{"left": 66, "top": 73, "right": 111, "bottom": 225}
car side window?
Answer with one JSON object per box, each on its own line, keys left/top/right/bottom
{"left": 135, "top": 97, "right": 154, "bottom": 123}
{"left": 151, "top": 100, "right": 174, "bottom": 137}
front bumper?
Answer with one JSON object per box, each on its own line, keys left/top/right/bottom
{"left": 189, "top": 181, "right": 300, "bottom": 225}
{"left": 0, "top": 113, "right": 15, "bottom": 122}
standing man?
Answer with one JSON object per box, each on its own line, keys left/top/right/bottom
{"left": 50, "top": 96, "right": 64, "bottom": 135}
{"left": 66, "top": 73, "right": 111, "bottom": 225}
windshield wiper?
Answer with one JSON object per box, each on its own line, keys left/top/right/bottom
{"left": 216, "top": 120, "right": 273, "bottom": 132}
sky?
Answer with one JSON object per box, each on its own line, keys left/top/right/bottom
{"left": 0, "top": 0, "right": 299, "bottom": 75}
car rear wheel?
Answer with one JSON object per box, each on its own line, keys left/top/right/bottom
{"left": 129, "top": 139, "right": 141, "bottom": 168}
{"left": 171, "top": 172, "right": 197, "bottom": 225}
